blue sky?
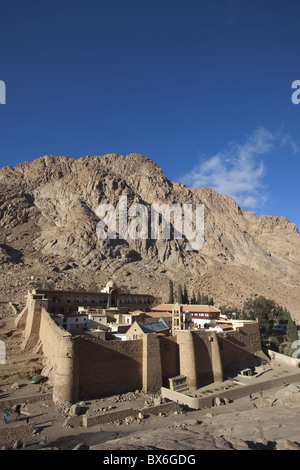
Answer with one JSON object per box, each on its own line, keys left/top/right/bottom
{"left": 0, "top": 0, "right": 300, "bottom": 228}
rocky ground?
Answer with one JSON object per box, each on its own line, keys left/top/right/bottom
{"left": 1, "top": 312, "right": 300, "bottom": 452}
{"left": 2, "top": 374, "right": 300, "bottom": 452}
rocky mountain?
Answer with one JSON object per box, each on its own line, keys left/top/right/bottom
{"left": 0, "top": 153, "right": 299, "bottom": 320}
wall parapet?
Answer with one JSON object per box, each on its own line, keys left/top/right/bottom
{"left": 0, "top": 393, "right": 52, "bottom": 411}
{"left": 161, "top": 371, "right": 300, "bottom": 409}
{"left": 82, "top": 401, "right": 182, "bottom": 428}
{"left": 268, "top": 349, "right": 300, "bottom": 368}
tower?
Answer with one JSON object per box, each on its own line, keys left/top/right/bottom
{"left": 172, "top": 303, "right": 182, "bottom": 335}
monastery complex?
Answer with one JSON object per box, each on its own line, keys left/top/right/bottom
{"left": 15, "top": 282, "right": 265, "bottom": 404}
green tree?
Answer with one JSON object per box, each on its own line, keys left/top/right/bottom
{"left": 89, "top": 282, "right": 99, "bottom": 292}
{"left": 177, "top": 284, "right": 183, "bottom": 304}
{"left": 286, "top": 314, "right": 298, "bottom": 343}
{"left": 219, "top": 305, "right": 241, "bottom": 318}
{"left": 276, "top": 305, "right": 290, "bottom": 324}
{"left": 168, "top": 280, "right": 174, "bottom": 304}
{"left": 119, "top": 285, "right": 130, "bottom": 294}
{"left": 268, "top": 335, "right": 280, "bottom": 352}
{"left": 183, "top": 284, "right": 188, "bottom": 304}
{"left": 242, "top": 296, "right": 293, "bottom": 338}
{"left": 196, "top": 291, "right": 201, "bottom": 304}
{"left": 42, "top": 280, "right": 55, "bottom": 290}
{"left": 242, "top": 296, "right": 277, "bottom": 335}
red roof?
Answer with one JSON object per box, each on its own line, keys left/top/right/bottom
{"left": 151, "top": 304, "right": 220, "bottom": 314}
{"left": 145, "top": 310, "right": 172, "bottom": 318}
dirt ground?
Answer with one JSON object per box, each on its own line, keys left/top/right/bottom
{"left": 2, "top": 374, "right": 300, "bottom": 451}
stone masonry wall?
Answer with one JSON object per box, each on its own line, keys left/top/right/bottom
{"left": 176, "top": 324, "right": 262, "bottom": 390}
{"left": 176, "top": 330, "right": 216, "bottom": 389}
{"left": 75, "top": 336, "right": 143, "bottom": 399}
{"left": 142, "top": 333, "right": 162, "bottom": 393}
{"left": 159, "top": 335, "right": 179, "bottom": 386}
{"left": 218, "top": 322, "right": 263, "bottom": 372}
{"left": 39, "top": 308, "right": 70, "bottom": 370}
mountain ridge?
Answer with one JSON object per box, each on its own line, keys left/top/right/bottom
{"left": 0, "top": 153, "right": 299, "bottom": 321}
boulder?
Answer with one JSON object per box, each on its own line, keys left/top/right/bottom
{"left": 276, "top": 439, "right": 300, "bottom": 451}
{"left": 73, "top": 442, "right": 89, "bottom": 450}
{"left": 12, "top": 440, "right": 23, "bottom": 449}
{"left": 69, "top": 404, "right": 85, "bottom": 416}
{"left": 215, "top": 397, "right": 224, "bottom": 406}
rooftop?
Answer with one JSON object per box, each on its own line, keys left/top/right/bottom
{"left": 145, "top": 310, "right": 172, "bottom": 319}
{"left": 139, "top": 318, "right": 170, "bottom": 334}
{"left": 152, "top": 304, "right": 221, "bottom": 314}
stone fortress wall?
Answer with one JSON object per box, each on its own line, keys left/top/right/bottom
{"left": 17, "top": 289, "right": 264, "bottom": 404}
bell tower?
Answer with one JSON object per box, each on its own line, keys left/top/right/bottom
{"left": 172, "top": 303, "right": 182, "bottom": 335}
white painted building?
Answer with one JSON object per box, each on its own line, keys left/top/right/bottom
{"left": 54, "top": 313, "right": 88, "bottom": 332}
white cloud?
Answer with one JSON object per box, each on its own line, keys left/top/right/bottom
{"left": 181, "top": 128, "right": 298, "bottom": 210}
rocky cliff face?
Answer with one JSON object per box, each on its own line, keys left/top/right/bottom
{"left": 0, "top": 153, "right": 299, "bottom": 320}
